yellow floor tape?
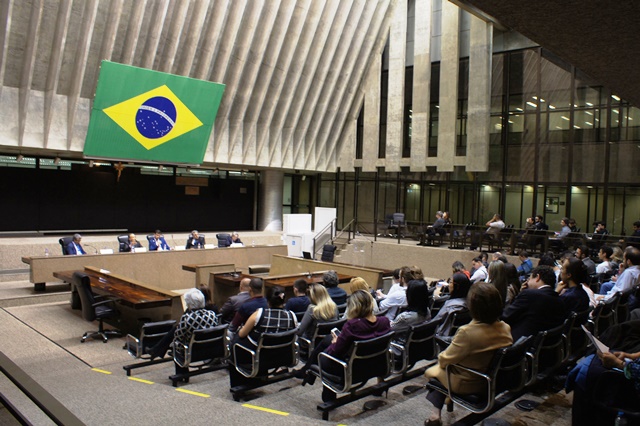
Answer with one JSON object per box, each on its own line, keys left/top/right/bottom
{"left": 242, "top": 403, "right": 289, "bottom": 416}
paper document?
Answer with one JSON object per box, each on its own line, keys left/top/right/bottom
{"left": 581, "top": 324, "right": 609, "bottom": 354}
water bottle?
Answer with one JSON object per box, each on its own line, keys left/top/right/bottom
{"left": 615, "top": 411, "right": 628, "bottom": 426}
{"left": 44, "top": 248, "right": 49, "bottom": 257}
{"left": 252, "top": 240, "right": 256, "bottom": 247}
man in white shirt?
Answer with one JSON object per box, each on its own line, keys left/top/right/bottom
{"left": 595, "top": 245, "right": 613, "bottom": 274}
{"left": 598, "top": 247, "right": 640, "bottom": 309}
{"left": 469, "top": 257, "right": 488, "bottom": 283}
{"left": 469, "top": 213, "right": 505, "bottom": 250}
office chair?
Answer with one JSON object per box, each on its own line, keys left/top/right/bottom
{"left": 388, "top": 213, "right": 406, "bottom": 238}
{"left": 216, "top": 233, "right": 231, "bottom": 248}
{"left": 321, "top": 244, "right": 337, "bottom": 262}
{"left": 59, "top": 236, "right": 74, "bottom": 255}
{"left": 73, "top": 272, "right": 121, "bottom": 343}
{"left": 117, "top": 235, "right": 129, "bottom": 252}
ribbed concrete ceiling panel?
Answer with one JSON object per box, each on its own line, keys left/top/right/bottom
{"left": 0, "top": 0, "right": 393, "bottom": 171}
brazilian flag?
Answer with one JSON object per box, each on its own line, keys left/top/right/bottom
{"left": 84, "top": 61, "right": 225, "bottom": 164}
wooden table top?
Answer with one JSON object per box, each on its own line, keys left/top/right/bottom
{"left": 54, "top": 269, "right": 173, "bottom": 309}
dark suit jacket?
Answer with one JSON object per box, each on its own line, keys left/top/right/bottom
{"left": 66, "top": 242, "right": 86, "bottom": 255}
{"left": 501, "top": 286, "right": 566, "bottom": 341}
{"left": 186, "top": 236, "right": 205, "bottom": 249}
{"left": 149, "top": 237, "right": 170, "bottom": 251}
{"left": 219, "top": 291, "right": 250, "bottom": 324}
{"left": 121, "top": 241, "right": 143, "bottom": 252}
{"left": 224, "top": 235, "right": 242, "bottom": 246}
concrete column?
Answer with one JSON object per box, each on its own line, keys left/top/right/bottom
{"left": 258, "top": 169, "right": 284, "bottom": 231}
{"left": 362, "top": 52, "right": 381, "bottom": 172}
{"left": 436, "top": 0, "right": 459, "bottom": 172}
{"left": 385, "top": 0, "right": 407, "bottom": 172}
{"left": 410, "top": 0, "right": 432, "bottom": 171}
{"left": 466, "top": 15, "right": 492, "bottom": 172}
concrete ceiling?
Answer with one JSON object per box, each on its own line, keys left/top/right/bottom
{"left": 0, "top": 0, "right": 396, "bottom": 171}
{"left": 453, "top": 0, "right": 640, "bottom": 108}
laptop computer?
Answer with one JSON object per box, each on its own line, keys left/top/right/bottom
{"left": 302, "top": 251, "right": 312, "bottom": 259}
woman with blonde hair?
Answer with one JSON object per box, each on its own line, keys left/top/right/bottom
{"left": 349, "top": 277, "right": 371, "bottom": 293}
{"left": 297, "top": 284, "right": 339, "bottom": 340}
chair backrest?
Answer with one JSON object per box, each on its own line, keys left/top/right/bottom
{"left": 405, "top": 319, "right": 439, "bottom": 367}
{"left": 348, "top": 332, "right": 395, "bottom": 385}
{"left": 59, "top": 236, "right": 74, "bottom": 255}
{"left": 336, "top": 303, "right": 347, "bottom": 316}
{"left": 314, "top": 318, "right": 348, "bottom": 349}
{"left": 392, "top": 213, "right": 405, "bottom": 225}
{"left": 146, "top": 234, "right": 154, "bottom": 243}
{"left": 181, "top": 324, "right": 229, "bottom": 366}
{"left": 494, "top": 335, "right": 533, "bottom": 394}
{"left": 591, "top": 292, "right": 620, "bottom": 336}
{"left": 216, "top": 233, "right": 231, "bottom": 248}
{"left": 321, "top": 244, "right": 337, "bottom": 262}
{"left": 73, "top": 272, "right": 96, "bottom": 322}
{"left": 253, "top": 329, "right": 299, "bottom": 373}
{"left": 117, "top": 235, "right": 129, "bottom": 244}
{"left": 248, "top": 265, "right": 270, "bottom": 274}
{"left": 449, "top": 308, "right": 472, "bottom": 336}
{"left": 529, "top": 319, "right": 567, "bottom": 381}
{"left": 129, "top": 319, "right": 176, "bottom": 357}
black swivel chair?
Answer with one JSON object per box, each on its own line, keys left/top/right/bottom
{"left": 216, "top": 233, "right": 231, "bottom": 248}
{"left": 321, "top": 244, "right": 337, "bottom": 262}
{"left": 388, "top": 213, "right": 406, "bottom": 238}
{"left": 117, "top": 235, "right": 129, "bottom": 252}
{"left": 59, "top": 236, "right": 74, "bottom": 255}
{"left": 73, "top": 272, "right": 121, "bottom": 343}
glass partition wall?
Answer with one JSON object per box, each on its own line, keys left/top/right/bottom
{"left": 316, "top": 47, "right": 640, "bottom": 237}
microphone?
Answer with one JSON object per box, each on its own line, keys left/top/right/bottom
{"left": 84, "top": 244, "right": 98, "bottom": 254}
{"left": 231, "top": 267, "right": 239, "bottom": 278}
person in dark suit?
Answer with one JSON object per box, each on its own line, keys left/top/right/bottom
{"left": 121, "top": 233, "right": 143, "bottom": 252}
{"left": 66, "top": 233, "right": 87, "bottom": 255}
{"left": 185, "top": 230, "right": 205, "bottom": 249}
{"left": 219, "top": 278, "right": 251, "bottom": 324}
{"left": 501, "top": 265, "right": 567, "bottom": 341}
{"left": 230, "top": 278, "right": 267, "bottom": 332}
{"left": 149, "top": 229, "right": 171, "bottom": 251}
{"left": 322, "top": 270, "right": 347, "bottom": 305}
{"left": 224, "top": 232, "right": 243, "bottom": 246}
{"left": 285, "top": 279, "right": 310, "bottom": 313}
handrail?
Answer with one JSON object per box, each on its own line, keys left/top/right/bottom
{"left": 312, "top": 219, "right": 337, "bottom": 257}
{"left": 0, "top": 351, "right": 84, "bottom": 425}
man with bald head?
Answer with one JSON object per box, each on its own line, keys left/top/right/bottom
{"left": 219, "top": 278, "right": 251, "bottom": 325}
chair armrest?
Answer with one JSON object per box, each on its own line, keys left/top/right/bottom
{"left": 317, "top": 352, "right": 349, "bottom": 393}
{"left": 298, "top": 336, "right": 311, "bottom": 346}
{"left": 173, "top": 341, "right": 189, "bottom": 367}
{"left": 232, "top": 343, "right": 257, "bottom": 377}
{"left": 445, "top": 363, "right": 492, "bottom": 397}
{"left": 125, "top": 334, "right": 141, "bottom": 358}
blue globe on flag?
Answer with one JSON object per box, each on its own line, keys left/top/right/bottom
{"left": 135, "top": 96, "right": 177, "bottom": 139}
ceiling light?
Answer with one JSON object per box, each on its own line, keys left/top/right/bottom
{"left": 612, "top": 94, "right": 620, "bottom": 101}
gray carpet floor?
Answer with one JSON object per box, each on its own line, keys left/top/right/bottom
{"left": 0, "top": 280, "right": 573, "bottom": 425}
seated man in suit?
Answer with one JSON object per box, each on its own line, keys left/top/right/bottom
{"left": 229, "top": 278, "right": 267, "bottom": 333}
{"left": 285, "top": 279, "right": 310, "bottom": 313}
{"left": 219, "top": 278, "right": 251, "bottom": 324}
{"left": 66, "top": 233, "right": 87, "bottom": 256}
{"left": 322, "top": 270, "right": 347, "bottom": 305}
{"left": 149, "top": 229, "right": 171, "bottom": 251}
{"left": 501, "top": 265, "right": 567, "bottom": 341}
{"left": 224, "top": 232, "right": 243, "bottom": 246}
{"left": 122, "top": 233, "right": 143, "bottom": 252}
{"left": 426, "top": 211, "right": 447, "bottom": 236}
{"left": 185, "top": 230, "right": 205, "bottom": 249}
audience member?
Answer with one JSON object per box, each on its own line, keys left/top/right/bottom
{"left": 376, "top": 267, "right": 405, "bottom": 300}
{"left": 122, "top": 233, "right": 142, "bottom": 252}
{"left": 569, "top": 218, "right": 578, "bottom": 232}
{"left": 451, "top": 261, "right": 470, "bottom": 280}
{"left": 285, "top": 279, "right": 310, "bottom": 313}
{"left": 219, "top": 278, "right": 251, "bottom": 324}
{"left": 391, "top": 279, "right": 431, "bottom": 344}
{"left": 503, "top": 262, "right": 521, "bottom": 305}
{"left": 556, "top": 257, "right": 590, "bottom": 314}
{"left": 596, "top": 245, "right": 614, "bottom": 274}
{"left": 379, "top": 266, "right": 411, "bottom": 320}
{"left": 442, "top": 211, "right": 451, "bottom": 225}
{"left": 322, "top": 270, "right": 347, "bottom": 305}
{"left": 149, "top": 229, "right": 171, "bottom": 251}
{"left": 534, "top": 215, "right": 549, "bottom": 230}
{"left": 424, "top": 283, "right": 512, "bottom": 425}
{"left": 487, "top": 260, "right": 508, "bottom": 306}
{"left": 598, "top": 247, "right": 640, "bottom": 310}
{"left": 431, "top": 273, "right": 472, "bottom": 336}
{"left": 296, "top": 283, "right": 339, "bottom": 342}
{"left": 317, "top": 290, "right": 391, "bottom": 402}
{"left": 185, "top": 230, "right": 205, "bottom": 249}
{"left": 66, "top": 233, "right": 86, "bottom": 255}
{"left": 146, "top": 288, "right": 218, "bottom": 365}
{"left": 575, "top": 245, "right": 596, "bottom": 275}
{"left": 469, "top": 213, "right": 505, "bottom": 251}
{"left": 469, "top": 257, "right": 488, "bottom": 283}
{"left": 426, "top": 211, "right": 447, "bottom": 236}
{"left": 516, "top": 250, "right": 533, "bottom": 276}
{"left": 229, "top": 285, "right": 297, "bottom": 388}
{"left": 501, "top": 265, "right": 566, "bottom": 341}
{"left": 632, "top": 221, "right": 640, "bottom": 237}
{"left": 230, "top": 278, "right": 267, "bottom": 332}
{"left": 593, "top": 221, "right": 609, "bottom": 235}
